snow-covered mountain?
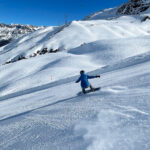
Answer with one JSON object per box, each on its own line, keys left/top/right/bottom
{"left": 0, "top": 1, "right": 150, "bottom": 150}
{"left": 1, "top": 16, "right": 150, "bottom": 65}
{"left": 0, "top": 23, "right": 43, "bottom": 47}
{"left": 84, "top": 0, "right": 150, "bottom": 21}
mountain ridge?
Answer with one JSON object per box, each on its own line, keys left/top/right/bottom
{"left": 0, "top": 23, "right": 44, "bottom": 47}
{"left": 84, "top": 0, "right": 150, "bottom": 20}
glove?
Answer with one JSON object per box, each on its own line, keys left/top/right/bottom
{"left": 96, "top": 75, "right": 100, "bottom": 78}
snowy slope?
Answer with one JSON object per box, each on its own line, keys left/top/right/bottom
{"left": 1, "top": 1, "right": 150, "bottom": 149}
{"left": 1, "top": 35, "right": 150, "bottom": 97}
{"left": 0, "top": 49, "right": 150, "bottom": 150}
{"left": 83, "top": 7, "right": 119, "bottom": 20}
{"left": 0, "top": 15, "right": 150, "bottom": 98}
{"left": 0, "top": 16, "right": 150, "bottom": 65}
{"left": 0, "top": 33, "right": 150, "bottom": 150}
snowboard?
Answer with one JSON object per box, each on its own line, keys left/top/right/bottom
{"left": 77, "top": 87, "right": 101, "bottom": 95}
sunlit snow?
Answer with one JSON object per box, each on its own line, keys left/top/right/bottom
{"left": 0, "top": 3, "right": 150, "bottom": 150}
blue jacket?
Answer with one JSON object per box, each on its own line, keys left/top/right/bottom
{"left": 76, "top": 73, "right": 97, "bottom": 88}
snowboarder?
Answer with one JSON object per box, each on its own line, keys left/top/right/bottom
{"left": 76, "top": 70, "right": 100, "bottom": 94}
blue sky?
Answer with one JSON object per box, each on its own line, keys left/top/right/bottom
{"left": 0, "top": 0, "right": 127, "bottom": 26}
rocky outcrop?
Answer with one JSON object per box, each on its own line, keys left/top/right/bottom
{"left": 5, "top": 48, "right": 59, "bottom": 65}
{"left": 0, "top": 39, "right": 12, "bottom": 47}
{"left": 117, "top": 0, "right": 150, "bottom": 15}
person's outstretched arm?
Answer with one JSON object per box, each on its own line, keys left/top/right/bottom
{"left": 76, "top": 76, "right": 81, "bottom": 83}
{"left": 87, "top": 75, "right": 100, "bottom": 79}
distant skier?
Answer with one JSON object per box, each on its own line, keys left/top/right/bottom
{"left": 76, "top": 70, "right": 100, "bottom": 94}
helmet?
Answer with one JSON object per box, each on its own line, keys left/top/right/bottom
{"left": 80, "top": 70, "right": 84, "bottom": 74}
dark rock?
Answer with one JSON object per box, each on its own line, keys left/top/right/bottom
{"left": 36, "top": 50, "right": 41, "bottom": 54}
{"left": 5, "top": 61, "right": 11, "bottom": 64}
{"left": 49, "top": 48, "right": 59, "bottom": 53}
{"left": 141, "top": 16, "right": 150, "bottom": 21}
{"left": 39, "top": 48, "right": 48, "bottom": 55}
{"left": 0, "top": 39, "right": 12, "bottom": 47}
{"left": 18, "top": 55, "right": 26, "bottom": 61}
{"left": 117, "top": 0, "right": 150, "bottom": 15}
